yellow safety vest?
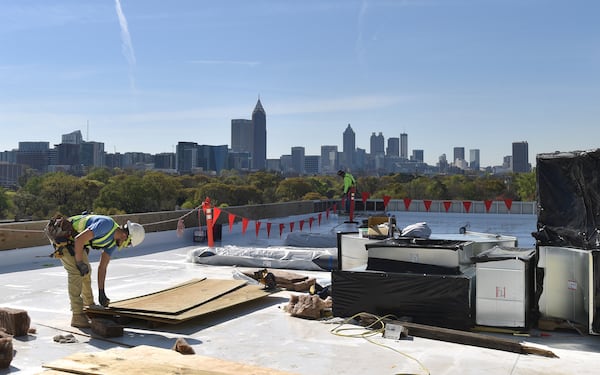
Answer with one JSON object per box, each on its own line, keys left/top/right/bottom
{"left": 69, "top": 215, "right": 120, "bottom": 249}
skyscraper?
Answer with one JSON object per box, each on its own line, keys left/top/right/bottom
{"left": 342, "top": 124, "right": 355, "bottom": 170}
{"left": 230, "top": 119, "right": 253, "bottom": 153}
{"left": 512, "top": 141, "right": 530, "bottom": 173}
{"left": 320, "top": 145, "right": 338, "bottom": 173}
{"left": 252, "top": 99, "right": 267, "bottom": 170}
{"left": 370, "top": 132, "right": 385, "bottom": 155}
{"left": 386, "top": 137, "right": 399, "bottom": 157}
{"left": 400, "top": 133, "right": 408, "bottom": 160}
{"left": 291, "top": 146, "right": 305, "bottom": 174}
{"left": 469, "top": 149, "right": 480, "bottom": 171}
{"left": 453, "top": 147, "right": 465, "bottom": 165}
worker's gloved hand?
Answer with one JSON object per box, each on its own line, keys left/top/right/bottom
{"left": 76, "top": 261, "right": 90, "bottom": 276}
{"left": 99, "top": 289, "right": 110, "bottom": 307}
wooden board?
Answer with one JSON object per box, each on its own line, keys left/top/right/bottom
{"left": 87, "top": 283, "right": 272, "bottom": 324}
{"left": 41, "top": 345, "right": 297, "bottom": 375}
{"left": 109, "top": 278, "right": 247, "bottom": 315}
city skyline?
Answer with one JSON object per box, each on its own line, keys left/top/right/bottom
{"left": 1, "top": 1, "right": 598, "bottom": 167}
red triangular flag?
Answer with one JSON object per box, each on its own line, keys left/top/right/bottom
{"left": 403, "top": 198, "right": 412, "bottom": 211}
{"left": 443, "top": 201, "right": 452, "bottom": 212}
{"left": 484, "top": 200, "right": 493, "bottom": 213}
{"left": 266, "top": 222, "right": 272, "bottom": 238}
{"left": 318, "top": 213, "right": 322, "bottom": 225}
{"left": 309, "top": 217, "right": 314, "bottom": 230}
{"left": 326, "top": 208, "right": 331, "bottom": 219}
{"left": 228, "top": 213, "right": 235, "bottom": 232}
{"left": 299, "top": 220, "right": 304, "bottom": 231}
{"left": 504, "top": 199, "right": 513, "bottom": 211}
{"left": 242, "top": 217, "right": 249, "bottom": 234}
{"left": 212, "top": 207, "right": 221, "bottom": 223}
{"left": 289, "top": 222, "right": 295, "bottom": 232}
{"left": 279, "top": 223, "right": 285, "bottom": 237}
{"left": 255, "top": 221, "right": 261, "bottom": 237}
{"left": 463, "top": 201, "right": 472, "bottom": 213}
{"left": 424, "top": 200, "right": 432, "bottom": 212}
{"left": 361, "top": 192, "right": 370, "bottom": 204}
{"left": 383, "top": 195, "right": 391, "bottom": 209}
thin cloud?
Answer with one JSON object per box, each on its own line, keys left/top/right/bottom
{"left": 115, "top": 0, "right": 136, "bottom": 90}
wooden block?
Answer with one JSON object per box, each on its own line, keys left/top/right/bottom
{"left": 0, "top": 329, "right": 13, "bottom": 369}
{"left": 91, "top": 318, "right": 124, "bottom": 338}
{"left": 0, "top": 307, "right": 31, "bottom": 337}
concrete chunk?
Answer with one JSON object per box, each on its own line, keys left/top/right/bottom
{"left": 0, "top": 329, "right": 13, "bottom": 369}
{"left": 90, "top": 318, "right": 124, "bottom": 338}
{"left": 0, "top": 307, "right": 30, "bottom": 337}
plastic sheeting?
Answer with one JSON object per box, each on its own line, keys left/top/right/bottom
{"left": 331, "top": 268, "right": 475, "bottom": 330}
{"left": 188, "top": 246, "right": 337, "bottom": 271}
{"left": 535, "top": 149, "right": 600, "bottom": 249}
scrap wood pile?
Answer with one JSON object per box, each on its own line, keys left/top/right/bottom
{"left": 86, "top": 278, "right": 272, "bottom": 325}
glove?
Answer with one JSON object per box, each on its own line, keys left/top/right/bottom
{"left": 99, "top": 289, "right": 110, "bottom": 307}
{"left": 76, "top": 261, "right": 90, "bottom": 276}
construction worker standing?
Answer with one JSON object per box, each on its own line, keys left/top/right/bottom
{"left": 61, "top": 214, "right": 145, "bottom": 328}
{"left": 337, "top": 170, "right": 357, "bottom": 212}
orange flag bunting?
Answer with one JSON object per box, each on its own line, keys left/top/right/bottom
{"left": 255, "top": 221, "right": 261, "bottom": 237}
{"left": 228, "top": 213, "right": 235, "bottom": 232}
{"left": 463, "top": 201, "right": 472, "bottom": 213}
{"left": 266, "top": 222, "right": 272, "bottom": 237}
{"left": 309, "top": 217, "right": 314, "bottom": 230}
{"left": 443, "top": 201, "right": 452, "bottom": 212}
{"left": 424, "top": 200, "right": 432, "bottom": 212}
{"left": 212, "top": 207, "right": 221, "bottom": 223}
{"left": 299, "top": 220, "right": 304, "bottom": 231}
{"left": 279, "top": 223, "right": 285, "bottom": 237}
{"left": 484, "top": 200, "right": 493, "bottom": 213}
{"left": 504, "top": 199, "right": 513, "bottom": 211}
{"left": 289, "top": 222, "right": 295, "bottom": 232}
{"left": 403, "top": 198, "right": 412, "bottom": 211}
{"left": 383, "top": 195, "right": 391, "bottom": 209}
{"left": 242, "top": 217, "right": 249, "bottom": 234}
{"left": 361, "top": 192, "right": 370, "bottom": 204}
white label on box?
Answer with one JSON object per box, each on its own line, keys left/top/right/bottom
{"left": 383, "top": 323, "right": 404, "bottom": 340}
{"left": 567, "top": 280, "right": 578, "bottom": 290}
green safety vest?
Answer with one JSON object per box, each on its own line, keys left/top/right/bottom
{"left": 69, "top": 215, "right": 120, "bottom": 249}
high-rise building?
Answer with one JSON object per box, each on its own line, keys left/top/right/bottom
{"left": 62, "top": 130, "right": 83, "bottom": 145}
{"left": 304, "top": 155, "right": 320, "bottom": 175}
{"left": 17, "top": 142, "right": 50, "bottom": 173}
{"left": 81, "top": 141, "right": 105, "bottom": 168}
{"left": 320, "top": 145, "right": 338, "bottom": 173}
{"left": 400, "top": 133, "right": 408, "bottom": 159}
{"left": 512, "top": 141, "right": 530, "bottom": 173}
{"left": 386, "top": 137, "right": 399, "bottom": 157}
{"left": 370, "top": 132, "right": 385, "bottom": 155}
{"left": 291, "top": 146, "right": 305, "bottom": 174}
{"left": 230, "top": 119, "right": 253, "bottom": 153}
{"left": 342, "top": 124, "right": 355, "bottom": 170}
{"left": 251, "top": 99, "right": 267, "bottom": 170}
{"left": 469, "top": 149, "right": 480, "bottom": 171}
{"left": 453, "top": 147, "right": 465, "bottom": 165}
{"left": 412, "top": 149, "right": 424, "bottom": 163}
{"left": 176, "top": 141, "right": 198, "bottom": 174}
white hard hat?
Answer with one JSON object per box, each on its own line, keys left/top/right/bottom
{"left": 125, "top": 220, "right": 145, "bottom": 247}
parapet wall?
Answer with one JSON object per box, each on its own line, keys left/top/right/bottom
{"left": 0, "top": 200, "right": 334, "bottom": 251}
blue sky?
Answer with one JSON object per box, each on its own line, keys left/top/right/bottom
{"left": 0, "top": 0, "right": 598, "bottom": 167}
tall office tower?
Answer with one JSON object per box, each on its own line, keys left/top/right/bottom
{"left": 81, "top": 141, "right": 105, "bottom": 168}
{"left": 370, "top": 132, "right": 385, "bottom": 155}
{"left": 320, "top": 145, "right": 339, "bottom": 173}
{"left": 62, "top": 130, "right": 83, "bottom": 144}
{"left": 512, "top": 141, "right": 530, "bottom": 173}
{"left": 17, "top": 142, "right": 50, "bottom": 173}
{"left": 469, "top": 149, "right": 480, "bottom": 171}
{"left": 304, "top": 155, "right": 320, "bottom": 175}
{"left": 176, "top": 141, "right": 198, "bottom": 174}
{"left": 231, "top": 119, "right": 253, "bottom": 153}
{"left": 291, "top": 146, "right": 305, "bottom": 174}
{"left": 400, "top": 133, "right": 408, "bottom": 159}
{"left": 453, "top": 147, "right": 465, "bottom": 164}
{"left": 386, "top": 137, "right": 399, "bottom": 157}
{"left": 252, "top": 99, "right": 267, "bottom": 170}
{"left": 412, "top": 149, "right": 424, "bottom": 163}
{"left": 342, "top": 124, "right": 355, "bottom": 170}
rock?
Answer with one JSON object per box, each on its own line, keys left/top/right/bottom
{"left": 0, "top": 307, "right": 30, "bottom": 337}
{"left": 0, "top": 329, "right": 13, "bottom": 369}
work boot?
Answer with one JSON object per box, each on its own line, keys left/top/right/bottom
{"left": 71, "top": 313, "right": 90, "bottom": 328}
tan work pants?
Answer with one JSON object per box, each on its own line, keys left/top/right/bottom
{"left": 60, "top": 250, "right": 94, "bottom": 314}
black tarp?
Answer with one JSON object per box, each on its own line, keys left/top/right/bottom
{"left": 534, "top": 149, "right": 600, "bottom": 249}
{"left": 331, "top": 269, "right": 475, "bottom": 330}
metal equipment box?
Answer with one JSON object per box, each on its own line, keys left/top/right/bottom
{"left": 474, "top": 247, "right": 536, "bottom": 328}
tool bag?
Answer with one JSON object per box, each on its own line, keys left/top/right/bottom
{"left": 44, "top": 214, "right": 77, "bottom": 258}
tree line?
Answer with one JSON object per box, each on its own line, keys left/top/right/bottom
{"left": 0, "top": 168, "right": 536, "bottom": 221}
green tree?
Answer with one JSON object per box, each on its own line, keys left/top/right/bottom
{"left": 515, "top": 171, "right": 536, "bottom": 201}
{"left": 275, "top": 178, "right": 313, "bottom": 201}
{"left": 0, "top": 188, "right": 9, "bottom": 219}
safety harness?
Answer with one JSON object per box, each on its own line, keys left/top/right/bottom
{"left": 44, "top": 214, "right": 119, "bottom": 258}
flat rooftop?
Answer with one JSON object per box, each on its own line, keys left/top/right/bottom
{"left": 1, "top": 214, "right": 599, "bottom": 375}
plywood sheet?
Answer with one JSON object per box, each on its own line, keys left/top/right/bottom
{"left": 42, "top": 345, "right": 297, "bottom": 375}
{"left": 109, "top": 278, "right": 246, "bottom": 314}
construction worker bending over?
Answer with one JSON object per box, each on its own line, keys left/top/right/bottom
{"left": 64, "top": 214, "right": 145, "bottom": 328}
{"left": 337, "top": 170, "right": 357, "bottom": 212}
